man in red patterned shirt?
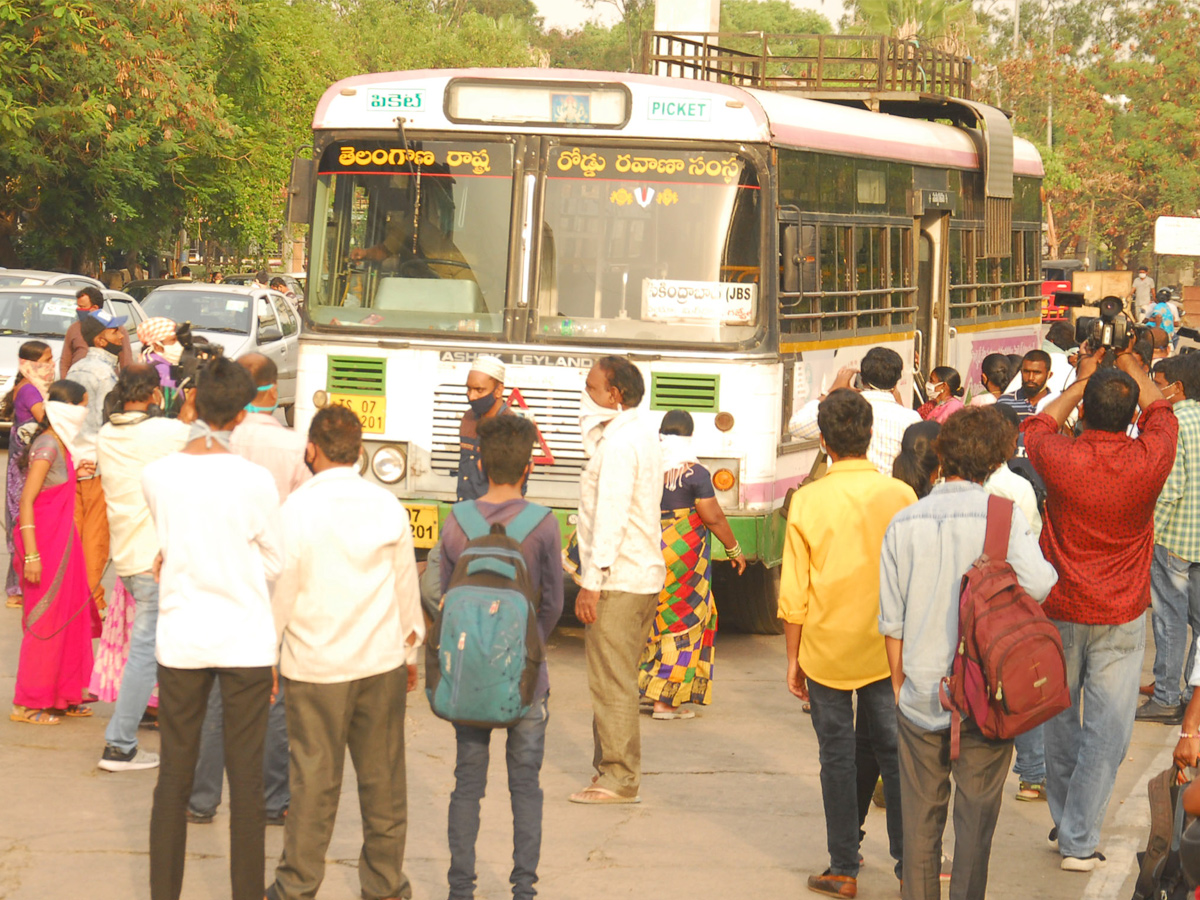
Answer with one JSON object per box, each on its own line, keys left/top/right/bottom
{"left": 1024, "top": 347, "right": 1177, "bottom": 872}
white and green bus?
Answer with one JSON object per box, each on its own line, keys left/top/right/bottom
{"left": 290, "top": 43, "right": 1045, "bottom": 631}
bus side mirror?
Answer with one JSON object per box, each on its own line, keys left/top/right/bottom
{"left": 287, "top": 157, "right": 315, "bottom": 225}
{"left": 782, "top": 223, "right": 800, "bottom": 294}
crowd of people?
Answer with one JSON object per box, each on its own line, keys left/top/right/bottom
{"left": 9, "top": 282, "right": 1200, "bottom": 900}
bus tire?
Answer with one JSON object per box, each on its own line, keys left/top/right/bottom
{"left": 715, "top": 561, "right": 783, "bottom": 635}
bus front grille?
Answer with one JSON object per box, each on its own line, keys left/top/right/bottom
{"left": 432, "top": 385, "right": 586, "bottom": 484}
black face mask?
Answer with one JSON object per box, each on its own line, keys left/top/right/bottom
{"left": 102, "top": 341, "right": 122, "bottom": 357}
{"left": 468, "top": 394, "right": 497, "bottom": 418}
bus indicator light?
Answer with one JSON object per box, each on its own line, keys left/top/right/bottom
{"left": 648, "top": 98, "right": 712, "bottom": 122}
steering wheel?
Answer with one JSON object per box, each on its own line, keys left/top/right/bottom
{"left": 397, "top": 258, "right": 471, "bottom": 279}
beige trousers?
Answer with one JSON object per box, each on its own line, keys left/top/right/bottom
{"left": 584, "top": 589, "right": 658, "bottom": 798}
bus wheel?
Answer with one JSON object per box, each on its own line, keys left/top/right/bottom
{"left": 714, "top": 561, "right": 782, "bottom": 635}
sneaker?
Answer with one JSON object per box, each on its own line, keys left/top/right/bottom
{"left": 806, "top": 871, "right": 857, "bottom": 898}
{"left": 1061, "top": 852, "right": 1106, "bottom": 872}
{"left": 186, "top": 810, "right": 214, "bottom": 824}
{"left": 98, "top": 745, "right": 159, "bottom": 772}
{"left": 1135, "top": 699, "right": 1184, "bottom": 725}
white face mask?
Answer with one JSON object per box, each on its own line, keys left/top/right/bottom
{"left": 579, "top": 389, "right": 620, "bottom": 457}
{"left": 161, "top": 342, "right": 184, "bottom": 365}
{"left": 925, "top": 381, "right": 941, "bottom": 400}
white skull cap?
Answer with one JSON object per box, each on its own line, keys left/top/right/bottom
{"left": 469, "top": 355, "right": 506, "bottom": 383}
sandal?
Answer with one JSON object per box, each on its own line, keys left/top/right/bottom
{"left": 568, "top": 785, "right": 641, "bottom": 805}
{"left": 652, "top": 707, "right": 696, "bottom": 720}
{"left": 10, "top": 705, "right": 60, "bottom": 725}
{"left": 6, "top": 596, "right": 20, "bottom": 609}
{"left": 63, "top": 705, "right": 93, "bottom": 718}
{"left": 1016, "top": 780, "right": 1046, "bottom": 801}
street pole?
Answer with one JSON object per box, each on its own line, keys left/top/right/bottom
{"left": 1046, "top": 17, "right": 1054, "bottom": 148}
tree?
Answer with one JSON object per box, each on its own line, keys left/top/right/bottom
{"left": 843, "top": 0, "right": 981, "bottom": 54}
{"left": 582, "top": 0, "right": 653, "bottom": 72}
{"left": 720, "top": 0, "right": 831, "bottom": 34}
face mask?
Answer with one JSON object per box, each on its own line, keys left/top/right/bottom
{"left": 188, "top": 420, "right": 233, "bottom": 451}
{"left": 18, "top": 358, "right": 53, "bottom": 398}
{"left": 468, "top": 394, "right": 497, "bottom": 418}
{"left": 161, "top": 342, "right": 184, "bottom": 365}
{"left": 579, "top": 389, "right": 621, "bottom": 457}
{"left": 102, "top": 340, "right": 122, "bottom": 357}
{"left": 925, "top": 381, "right": 940, "bottom": 399}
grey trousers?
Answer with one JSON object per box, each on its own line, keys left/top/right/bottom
{"left": 584, "top": 589, "right": 658, "bottom": 798}
{"left": 267, "top": 666, "right": 412, "bottom": 900}
{"left": 897, "top": 711, "right": 1013, "bottom": 900}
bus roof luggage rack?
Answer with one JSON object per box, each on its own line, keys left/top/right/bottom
{"left": 642, "top": 32, "right": 973, "bottom": 106}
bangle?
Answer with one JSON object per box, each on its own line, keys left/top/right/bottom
{"left": 723, "top": 541, "right": 743, "bottom": 558}
{"left": 23, "top": 554, "right": 39, "bottom": 563}
{"left": 18, "top": 525, "right": 35, "bottom": 531}
{"left": 1181, "top": 731, "right": 1198, "bottom": 739}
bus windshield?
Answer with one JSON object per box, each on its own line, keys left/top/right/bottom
{"left": 537, "top": 144, "right": 761, "bottom": 344}
{"left": 308, "top": 139, "right": 515, "bottom": 334}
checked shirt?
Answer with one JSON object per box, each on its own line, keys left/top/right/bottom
{"left": 1155, "top": 398, "right": 1200, "bottom": 562}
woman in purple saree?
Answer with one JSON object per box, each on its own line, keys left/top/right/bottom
{"left": 3, "top": 341, "right": 53, "bottom": 609}
{"left": 10, "top": 380, "right": 100, "bottom": 725}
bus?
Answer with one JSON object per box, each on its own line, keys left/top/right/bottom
{"left": 288, "top": 40, "right": 1045, "bottom": 632}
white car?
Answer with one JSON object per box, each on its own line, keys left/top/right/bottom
{"left": 0, "top": 269, "right": 105, "bottom": 291}
{"left": 139, "top": 283, "right": 300, "bottom": 423}
{"left": 0, "top": 287, "right": 147, "bottom": 430}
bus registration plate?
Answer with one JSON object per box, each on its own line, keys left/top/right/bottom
{"left": 329, "top": 394, "right": 386, "bottom": 434}
{"left": 404, "top": 504, "right": 438, "bottom": 549}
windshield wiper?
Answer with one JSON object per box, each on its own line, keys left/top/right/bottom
{"left": 198, "top": 327, "right": 248, "bottom": 334}
{"left": 0, "top": 329, "right": 27, "bottom": 336}
{"left": 27, "top": 331, "right": 63, "bottom": 338}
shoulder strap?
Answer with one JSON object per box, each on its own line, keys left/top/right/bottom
{"left": 450, "top": 500, "right": 491, "bottom": 541}
{"left": 984, "top": 494, "right": 1013, "bottom": 562}
{"left": 504, "top": 503, "right": 552, "bottom": 544}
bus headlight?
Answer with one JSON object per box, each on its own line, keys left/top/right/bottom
{"left": 712, "top": 468, "right": 737, "bottom": 492}
{"left": 372, "top": 446, "right": 407, "bottom": 484}
{"left": 313, "top": 390, "right": 329, "bottom": 409}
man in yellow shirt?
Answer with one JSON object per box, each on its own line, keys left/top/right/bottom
{"left": 781, "top": 389, "right": 917, "bottom": 899}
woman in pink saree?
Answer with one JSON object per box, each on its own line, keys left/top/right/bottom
{"left": 10, "top": 380, "right": 101, "bottom": 725}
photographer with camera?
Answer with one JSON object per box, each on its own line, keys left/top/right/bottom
{"left": 1024, "top": 341, "right": 1178, "bottom": 871}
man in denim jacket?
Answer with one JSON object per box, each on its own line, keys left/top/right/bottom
{"left": 880, "top": 407, "right": 1057, "bottom": 900}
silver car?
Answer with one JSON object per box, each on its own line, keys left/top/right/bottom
{"left": 0, "top": 286, "right": 147, "bottom": 430}
{"left": 0, "top": 269, "right": 105, "bottom": 291}
{"left": 139, "top": 283, "right": 300, "bottom": 423}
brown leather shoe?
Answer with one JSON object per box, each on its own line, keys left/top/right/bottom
{"left": 807, "top": 871, "right": 857, "bottom": 898}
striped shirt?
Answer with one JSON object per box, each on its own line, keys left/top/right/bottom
{"left": 1155, "top": 399, "right": 1200, "bottom": 561}
{"left": 789, "top": 390, "right": 921, "bottom": 476}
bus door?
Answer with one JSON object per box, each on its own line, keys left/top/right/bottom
{"left": 915, "top": 210, "right": 951, "bottom": 380}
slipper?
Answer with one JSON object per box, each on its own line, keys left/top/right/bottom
{"left": 5, "top": 596, "right": 20, "bottom": 609}
{"left": 10, "top": 705, "right": 60, "bottom": 725}
{"left": 63, "top": 705, "right": 93, "bottom": 718}
{"left": 568, "top": 785, "right": 641, "bottom": 805}
{"left": 652, "top": 708, "right": 695, "bottom": 720}
{"left": 802, "top": 702, "right": 811, "bottom": 714}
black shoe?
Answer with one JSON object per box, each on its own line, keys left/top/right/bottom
{"left": 266, "top": 809, "right": 288, "bottom": 826}
{"left": 1135, "top": 699, "right": 1184, "bottom": 724}
{"left": 185, "top": 810, "right": 214, "bottom": 824}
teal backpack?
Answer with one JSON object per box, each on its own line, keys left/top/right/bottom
{"left": 425, "top": 501, "right": 551, "bottom": 729}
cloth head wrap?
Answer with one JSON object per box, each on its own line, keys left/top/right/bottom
{"left": 469, "top": 355, "right": 506, "bottom": 384}
{"left": 137, "top": 317, "right": 177, "bottom": 348}
{"left": 17, "top": 357, "right": 53, "bottom": 400}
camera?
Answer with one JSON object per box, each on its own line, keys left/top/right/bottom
{"left": 1054, "top": 293, "right": 1134, "bottom": 350}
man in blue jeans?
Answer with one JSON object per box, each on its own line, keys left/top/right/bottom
{"left": 96, "top": 364, "right": 189, "bottom": 772}
{"left": 1025, "top": 348, "right": 1177, "bottom": 871}
{"left": 780, "top": 389, "right": 917, "bottom": 898}
{"left": 438, "top": 414, "right": 564, "bottom": 900}
{"left": 1140, "top": 354, "right": 1200, "bottom": 724}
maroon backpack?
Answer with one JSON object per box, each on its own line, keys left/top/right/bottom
{"left": 939, "top": 494, "right": 1070, "bottom": 759}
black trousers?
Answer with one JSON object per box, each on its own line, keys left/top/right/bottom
{"left": 150, "top": 664, "right": 273, "bottom": 900}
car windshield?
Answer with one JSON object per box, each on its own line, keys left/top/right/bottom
{"left": 0, "top": 292, "right": 82, "bottom": 337}
{"left": 0, "top": 274, "right": 49, "bottom": 288}
{"left": 307, "top": 138, "right": 515, "bottom": 335}
{"left": 140, "top": 290, "right": 252, "bottom": 334}
{"left": 538, "top": 144, "right": 762, "bottom": 344}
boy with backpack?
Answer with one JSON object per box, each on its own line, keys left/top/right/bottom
{"left": 434, "top": 414, "right": 564, "bottom": 900}
{"left": 880, "top": 407, "right": 1058, "bottom": 900}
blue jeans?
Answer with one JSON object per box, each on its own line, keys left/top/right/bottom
{"left": 104, "top": 573, "right": 159, "bottom": 753}
{"left": 188, "top": 678, "right": 289, "bottom": 818}
{"left": 1150, "top": 544, "right": 1200, "bottom": 707}
{"left": 807, "top": 677, "right": 903, "bottom": 879}
{"left": 448, "top": 695, "right": 549, "bottom": 900}
{"left": 1045, "top": 615, "right": 1145, "bottom": 859}
{"left": 1013, "top": 724, "right": 1046, "bottom": 784}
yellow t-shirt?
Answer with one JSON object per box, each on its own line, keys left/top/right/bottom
{"left": 779, "top": 458, "right": 917, "bottom": 690}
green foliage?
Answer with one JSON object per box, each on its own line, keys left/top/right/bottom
{"left": 720, "top": 0, "right": 831, "bottom": 34}
{"left": 843, "top": 0, "right": 981, "bottom": 53}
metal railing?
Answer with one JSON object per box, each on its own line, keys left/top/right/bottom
{"left": 643, "top": 32, "right": 973, "bottom": 100}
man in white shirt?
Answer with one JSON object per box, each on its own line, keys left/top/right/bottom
{"left": 570, "top": 356, "right": 666, "bottom": 805}
{"left": 187, "top": 351, "right": 307, "bottom": 827}
{"left": 143, "top": 356, "right": 283, "bottom": 900}
{"left": 96, "top": 365, "right": 189, "bottom": 773}
{"left": 265, "top": 405, "right": 423, "bottom": 900}
{"left": 789, "top": 347, "right": 921, "bottom": 476}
